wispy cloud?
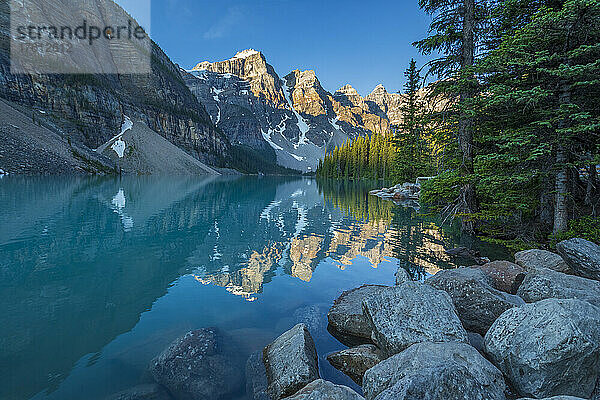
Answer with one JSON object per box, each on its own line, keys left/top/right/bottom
{"left": 203, "top": 7, "right": 244, "bottom": 39}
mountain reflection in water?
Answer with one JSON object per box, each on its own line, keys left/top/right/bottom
{"left": 0, "top": 176, "right": 506, "bottom": 400}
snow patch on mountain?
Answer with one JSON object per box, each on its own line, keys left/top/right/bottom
{"left": 281, "top": 80, "right": 310, "bottom": 148}
{"left": 261, "top": 129, "right": 284, "bottom": 151}
{"left": 234, "top": 49, "right": 259, "bottom": 59}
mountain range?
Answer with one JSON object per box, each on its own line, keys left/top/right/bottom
{"left": 0, "top": 0, "right": 425, "bottom": 175}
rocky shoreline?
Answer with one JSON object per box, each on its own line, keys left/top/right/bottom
{"left": 368, "top": 180, "right": 429, "bottom": 210}
{"left": 106, "top": 237, "right": 600, "bottom": 400}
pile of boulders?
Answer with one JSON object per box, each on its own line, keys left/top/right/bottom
{"left": 104, "top": 237, "right": 600, "bottom": 400}
{"left": 369, "top": 183, "right": 421, "bottom": 209}
{"left": 322, "top": 237, "right": 600, "bottom": 400}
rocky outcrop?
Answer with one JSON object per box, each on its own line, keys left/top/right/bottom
{"left": 557, "top": 238, "right": 600, "bottom": 281}
{"left": 395, "top": 266, "right": 410, "bottom": 285}
{"left": 369, "top": 183, "right": 421, "bottom": 204}
{"left": 474, "top": 261, "right": 527, "bottom": 294}
{"left": 362, "top": 342, "right": 506, "bottom": 400}
{"left": 484, "top": 298, "right": 600, "bottom": 399}
{"left": 285, "top": 71, "right": 381, "bottom": 145}
{"left": 365, "top": 84, "right": 446, "bottom": 127}
{"left": 362, "top": 283, "right": 468, "bottom": 357}
{"left": 332, "top": 84, "right": 390, "bottom": 137}
{"left": 327, "top": 285, "right": 388, "bottom": 346}
{"left": 186, "top": 52, "right": 357, "bottom": 172}
{"left": 287, "top": 379, "right": 364, "bottom": 400}
{"left": 516, "top": 267, "right": 600, "bottom": 307}
{"left": 263, "top": 324, "right": 320, "bottom": 399}
{"left": 149, "top": 328, "right": 244, "bottom": 400}
{"left": 364, "top": 85, "right": 404, "bottom": 126}
{"left": 0, "top": 98, "right": 115, "bottom": 174}
{"left": 514, "top": 249, "right": 571, "bottom": 273}
{"left": 0, "top": 0, "right": 228, "bottom": 173}
{"left": 426, "top": 267, "right": 524, "bottom": 335}
{"left": 326, "top": 345, "right": 384, "bottom": 385}
{"left": 104, "top": 384, "right": 172, "bottom": 400}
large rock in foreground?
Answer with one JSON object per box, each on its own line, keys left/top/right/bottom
{"left": 517, "top": 397, "right": 587, "bottom": 400}
{"left": 484, "top": 298, "right": 600, "bottom": 399}
{"left": 327, "top": 344, "right": 384, "bottom": 385}
{"left": 517, "top": 267, "right": 600, "bottom": 308}
{"left": 287, "top": 379, "right": 364, "bottom": 400}
{"left": 362, "top": 342, "right": 506, "bottom": 400}
{"left": 327, "top": 285, "right": 388, "bottom": 346}
{"left": 426, "top": 268, "right": 524, "bottom": 335}
{"left": 557, "top": 238, "right": 600, "bottom": 281}
{"left": 150, "top": 328, "right": 243, "bottom": 400}
{"left": 263, "top": 324, "right": 320, "bottom": 399}
{"left": 474, "top": 261, "right": 527, "bottom": 294}
{"left": 514, "top": 249, "right": 570, "bottom": 273}
{"left": 362, "top": 282, "right": 467, "bottom": 357}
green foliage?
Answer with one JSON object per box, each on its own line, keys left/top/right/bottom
{"left": 550, "top": 216, "right": 600, "bottom": 246}
{"left": 418, "top": 0, "right": 600, "bottom": 241}
{"left": 316, "top": 130, "right": 397, "bottom": 181}
{"left": 394, "top": 59, "right": 436, "bottom": 182}
{"left": 419, "top": 171, "right": 462, "bottom": 209}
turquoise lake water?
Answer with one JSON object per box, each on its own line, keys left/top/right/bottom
{"left": 0, "top": 176, "right": 508, "bottom": 400}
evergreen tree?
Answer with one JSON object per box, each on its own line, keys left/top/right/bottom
{"left": 475, "top": 0, "right": 600, "bottom": 235}
{"left": 395, "top": 59, "right": 428, "bottom": 181}
{"left": 415, "top": 0, "right": 494, "bottom": 232}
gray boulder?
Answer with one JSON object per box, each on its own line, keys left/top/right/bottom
{"left": 263, "top": 324, "right": 320, "bottom": 399}
{"left": 327, "top": 285, "right": 388, "bottom": 346}
{"left": 246, "top": 351, "right": 271, "bottom": 400}
{"left": 484, "top": 298, "right": 600, "bottom": 398}
{"left": 426, "top": 268, "right": 524, "bottom": 335}
{"left": 517, "top": 397, "right": 587, "bottom": 400}
{"left": 327, "top": 344, "right": 384, "bottom": 385}
{"left": 287, "top": 379, "right": 364, "bottom": 400}
{"left": 514, "top": 249, "right": 570, "bottom": 273}
{"left": 362, "top": 341, "right": 506, "bottom": 400}
{"left": 517, "top": 267, "right": 600, "bottom": 307}
{"left": 395, "top": 267, "right": 410, "bottom": 285}
{"left": 557, "top": 238, "right": 600, "bottom": 281}
{"left": 105, "top": 384, "right": 172, "bottom": 400}
{"left": 362, "top": 282, "right": 467, "bottom": 357}
{"left": 150, "top": 328, "right": 244, "bottom": 400}
{"left": 474, "top": 261, "right": 527, "bottom": 294}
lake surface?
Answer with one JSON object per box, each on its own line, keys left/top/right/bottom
{"left": 0, "top": 176, "right": 508, "bottom": 400}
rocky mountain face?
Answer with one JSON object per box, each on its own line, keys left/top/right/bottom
{"left": 185, "top": 50, "right": 398, "bottom": 172}
{"left": 0, "top": 0, "right": 229, "bottom": 174}
{"left": 365, "top": 84, "right": 405, "bottom": 126}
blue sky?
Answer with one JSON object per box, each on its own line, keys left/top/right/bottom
{"left": 121, "top": 0, "right": 433, "bottom": 96}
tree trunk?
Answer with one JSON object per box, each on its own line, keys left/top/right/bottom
{"left": 553, "top": 145, "right": 569, "bottom": 234}
{"left": 586, "top": 164, "right": 597, "bottom": 206}
{"left": 553, "top": 81, "right": 571, "bottom": 235}
{"left": 539, "top": 175, "right": 554, "bottom": 228}
{"left": 459, "top": 0, "right": 477, "bottom": 233}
